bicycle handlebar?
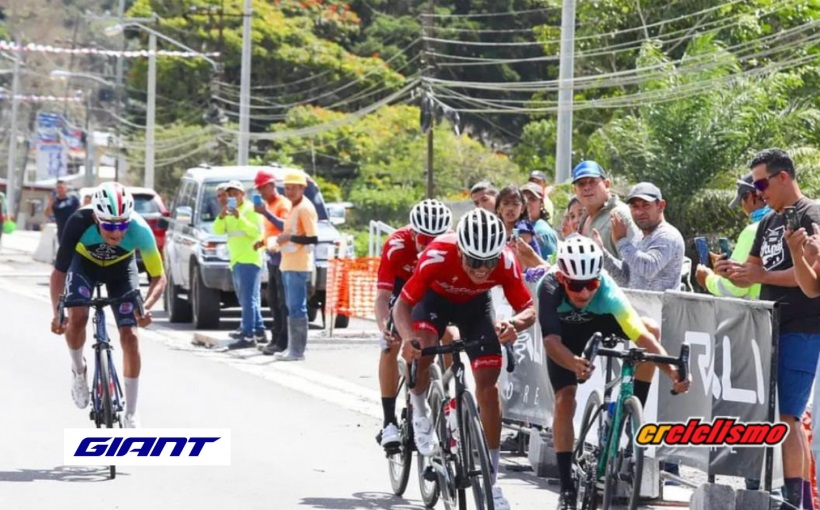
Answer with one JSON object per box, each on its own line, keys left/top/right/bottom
{"left": 580, "top": 332, "right": 690, "bottom": 395}
{"left": 58, "top": 289, "right": 145, "bottom": 325}
{"left": 407, "top": 340, "right": 516, "bottom": 389}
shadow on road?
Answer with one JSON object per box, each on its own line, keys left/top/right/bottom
{"left": 301, "top": 491, "right": 425, "bottom": 509}
{"left": 0, "top": 465, "right": 125, "bottom": 483}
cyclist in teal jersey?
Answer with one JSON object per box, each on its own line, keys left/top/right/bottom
{"left": 539, "top": 236, "right": 689, "bottom": 510}
{"left": 49, "top": 182, "right": 166, "bottom": 428}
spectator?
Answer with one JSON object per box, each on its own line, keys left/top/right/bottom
{"left": 214, "top": 181, "right": 266, "bottom": 350}
{"left": 203, "top": 183, "right": 229, "bottom": 222}
{"left": 253, "top": 170, "right": 292, "bottom": 356}
{"left": 495, "top": 185, "right": 525, "bottom": 238}
{"left": 559, "top": 197, "right": 585, "bottom": 240}
{"left": 592, "top": 182, "right": 684, "bottom": 292}
{"left": 470, "top": 181, "right": 498, "bottom": 213}
{"left": 45, "top": 179, "right": 80, "bottom": 243}
{"left": 728, "top": 148, "right": 820, "bottom": 510}
{"left": 696, "top": 174, "right": 770, "bottom": 299}
{"left": 0, "top": 190, "right": 6, "bottom": 246}
{"left": 275, "top": 170, "right": 319, "bottom": 362}
{"left": 573, "top": 160, "right": 640, "bottom": 286}
{"left": 527, "top": 170, "right": 555, "bottom": 223}
{"left": 521, "top": 182, "right": 558, "bottom": 259}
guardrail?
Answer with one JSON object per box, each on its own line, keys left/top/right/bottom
{"left": 368, "top": 220, "right": 396, "bottom": 258}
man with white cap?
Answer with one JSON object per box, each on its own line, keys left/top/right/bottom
{"left": 275, "top": 170, "right": 319, "bottom": 361}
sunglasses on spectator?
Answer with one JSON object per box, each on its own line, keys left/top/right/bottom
{"left": 563, "top": 277, "right": 601, "bottom": 293}
{"left": 414, "top": 233, "right": 434, "bottom": 246}
{"left": 99, "top": 220, "right": 130, "bottom": 232}
{"left": 752, "top": 170, "right": 785, "bottom": 192}
{"left": 463, "top": 254, "right": 500, "bottom": 270}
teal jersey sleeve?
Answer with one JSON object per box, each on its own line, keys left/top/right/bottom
{"left": 587, "top": 272, "right": 648, "bottom": 341}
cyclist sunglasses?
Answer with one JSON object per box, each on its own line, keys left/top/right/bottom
{"left": 462, "top": 254, "right": 500, "bottom": 270}
{"left": 99, "top": 220, "right": 130, "bottom": 232}
{"left": 564, "top": 277, "right": 601, "bottom": 293}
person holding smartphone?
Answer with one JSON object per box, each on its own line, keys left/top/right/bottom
{"left": 214, "top": 180, "right": 265, "bottom": 350}
{"left": 727, "top": 149, "right": 820, "bottom": 510}
{"left": 695, "top": 173, "right": 770, "bottom": 301}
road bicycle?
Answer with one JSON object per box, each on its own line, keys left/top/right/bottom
{"left": 410, "top": 340, "right": 515, "bottom": 510}
{"left": 58, "top": 285, "right": 144, "bottom": 480}
{"left": 573, "top": 333, "right": 689, "bottom": 510}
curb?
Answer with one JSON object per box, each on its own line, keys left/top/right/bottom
{"left": 191, "top": 328, "right": 380, "bottom": 349}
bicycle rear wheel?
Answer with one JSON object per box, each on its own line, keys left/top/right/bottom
{"left": 388, "top": 373, "right": 412, "bottom": 496}
{"left": 574, "top": 390, "right": 603, "bottom": 510}
{"left": 459, "top": 391, "right": 494, "bottom": 510}
{"left": 602, "top": 396, "right": 644, "bottom": 510}
{"left": 98, "top": 348, "right": 117, "bottom": 479}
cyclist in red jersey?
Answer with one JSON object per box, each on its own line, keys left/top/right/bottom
{"left": 374, "top": 199, "right": 453, "bottom": 450}
{"left": 394, "top": 208, "right": 536, "bottom": 510}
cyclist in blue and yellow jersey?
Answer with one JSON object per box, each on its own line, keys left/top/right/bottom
{"left": 49, "top": 182, "right": 166, "bottom": 428}
{"left": 539, "top": 236, "right": 689, "bottom": 510}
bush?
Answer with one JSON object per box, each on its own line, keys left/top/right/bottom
{"left": 347, "top": 187, "right": 420, "bottom": 228}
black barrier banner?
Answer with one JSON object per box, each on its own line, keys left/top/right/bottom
{"left": 658, "top": 291, "right": 778, "bottom": 479}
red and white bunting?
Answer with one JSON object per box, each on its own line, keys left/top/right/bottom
{"left": 0, "top": 40, "right": 220, "bottom": 59}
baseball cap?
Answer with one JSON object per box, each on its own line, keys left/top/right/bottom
{"left": 729, "top": 173, "right": 756, "bottom": 209}
{"left": 254, "top": 170, "right": 276, "bottom": 189}
{"left": 521, "top": 182, "right": 544, "bottom": 200}
{"left": 571, "top": 161, "right": 607, "bottom": 183}
{"left": 222, "top": 180, "right": 245, "bottom": 193}
{"left": 528, "top": 170, "right": 548, "bottom": 183}
{"left": 627, "top": 182, "right": 663, "bottom": 203}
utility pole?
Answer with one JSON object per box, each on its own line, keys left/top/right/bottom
{"left": 114, "top": 0, "right": 126, "bottom": 182}
{"left": 145, "top": 32, "right": 157, "bottom": 189}
{"left": 554, "top": 0, "right": 576, "bottom": 185}
{"left": 84, "top": 92, "right": 95, "bottom": 187}
{"left": 5, "top": 36, "right": 21, "bottom": 219}
{"left": 237, "top": 0, "right": 253, "bottom": 165}
{"left": 423, "top": 0, "right": 434, "bottom": 199}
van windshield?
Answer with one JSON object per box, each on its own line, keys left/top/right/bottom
{"left": 199, "top": 180, "right": 329, "bottom": 223}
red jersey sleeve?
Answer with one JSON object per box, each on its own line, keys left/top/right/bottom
{"left": 499, "top": 250, "right": 534, "bottom": 312}
{"left": 400, "top": 244, "right": 448, "bottom": 305}
{"left": 377, "top": 240, "right": 399, "bottom": 291}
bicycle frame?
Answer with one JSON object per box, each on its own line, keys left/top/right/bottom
{"left": 91, "top": 300, "right": 124, "bottom": 418}
{"left": 596, "top": 354, "right": 635, "bottom": 479}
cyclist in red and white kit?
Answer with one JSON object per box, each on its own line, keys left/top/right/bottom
{"left": 393, "top": 208, "right": 536, "bottom": 510}
{"left": 374, "top": 199, "right": 453, "bottom": 449}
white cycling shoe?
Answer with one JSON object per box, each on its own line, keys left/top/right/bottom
{"left": 123, "top": 413, "right": 140, "bottom": 428}
{"left": 71, "top": 366, "right": 90, "bottom": 409}
{"left": 492, "top": 485, "right": 511, "bottom": 510}
{"left": 412, "top": 415, "right": 439, "bottom": 457}
{"left": 380, "top": 423, "right": 401, "bottom": 448}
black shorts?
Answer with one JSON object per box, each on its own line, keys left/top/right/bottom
{"left": 548, "top": 315, "right": 627, "bottom": 392}
{"left": 64, "top": 255, "right": 141, "bottom": 329}
{"left": 410, "top": 290, "right": 501, "bottom": 370}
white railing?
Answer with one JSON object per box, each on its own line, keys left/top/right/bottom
{"left": 368, "top": 220, "right": 396, "bottom": 258}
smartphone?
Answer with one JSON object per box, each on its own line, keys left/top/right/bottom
{"left": 784, "top": 206, "right": 800, "bottom": 231}
{"left": 718, "top": 237, "right": 732, "bottom": 258}
{"left": 694, "top": 237, "right": 710, "bottom": 267}
{"left": 511, "top": 228, "right": 520, "bottom": 240}
{"left": 252, "top": 194, "right": 264, "bottom": 207}
{"left": 227, "top": 197, "right": 237, "bottom": 210}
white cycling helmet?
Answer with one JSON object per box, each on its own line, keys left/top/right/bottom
{"left": 457, "top": 208, "right": 506, "bottom": 260}
{"left": 557, "top": 236, "right": 603, "bottom": 280}
{"left": 410, "top": 199, "right": 452, "bottom": 236}
{"left": 91, "top": 182, "right": 134, "bottom": 221}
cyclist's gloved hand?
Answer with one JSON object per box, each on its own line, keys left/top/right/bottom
{"left": 401, "top": 339, "right": 422, "bottom": 364}
{"left": 51, "top": 315, "right": 67, "bottom": 335}
{"left": 135, "top": 310, "right": 153, "bottom": 328}
{"left": 495, "top": 320, "right": 517, "bottom": 344}
{"left": 671, "top": 369, "right": 691, "bottom": 395}
{"left": 573, "top": 356, "right": 594, "bottom": 381}
{"left": 379, "top": 329, "right": 400, "bottom": 350}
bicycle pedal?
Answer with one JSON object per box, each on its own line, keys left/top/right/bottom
{"left": 384, "top": 445, "right": 401, "bottom": 456}
{"left": 423, "top": 465, "right": 437, "bottom": 482}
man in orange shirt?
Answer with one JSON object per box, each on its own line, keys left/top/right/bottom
{"left": 253, "top": 170, "right": 292, "bottom": 355}
{"left": 275, "top": 170, "right": 319, "bottom": 362}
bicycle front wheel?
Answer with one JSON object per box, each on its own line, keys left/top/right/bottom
{"left": 574, "top": 390, "right": 603, "bottom": 510}
{"left": 459, "top": 391, "right": 494, "bottom": 510}
{"left": 602, "top": 396, "right": 644, "bottom": 510}
{"left": 98, "top": 348, "right": 117, "bottom": 479}
{"left": 388, "top": 372, "right": 412, "bottom": 496}
{"left": 419, "top": 379, "right": 444, "bottom": 508}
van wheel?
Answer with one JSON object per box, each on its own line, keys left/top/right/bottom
{"left": 191, "top": 265, "right": 220, "bottom": 329}
{"left": 165, "top": 270, "right": 192, "bottom": 323}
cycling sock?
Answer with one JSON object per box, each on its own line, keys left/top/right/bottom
{"left": 490, "top": 449, "right": 501, "bottom": 485}
{"left": 633, "top": 380, "right": 651, "bottom": 408}
{"left": 382, "top": 397, "right": 397, "bottom": 427}
{"left": 803, "top": 479, "right": 814, "bottom": 510}
{"left": 124, "top": 377, "right": 139, "bottom": 417}
{"left": 68, "top": 347, "right": 85, "bottom": 374}
{"left": 784, "top": 478, "right": 803, "bottom": 508}
{"left": 556, "top": 451, "right": 574, "bottom": 493}
{"left": 410, "top": 392, "right": 429, "bottom": 418}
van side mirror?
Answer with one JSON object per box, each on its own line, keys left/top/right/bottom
{"left": 175, "top": 206, "right": 193, "bottom": 226}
